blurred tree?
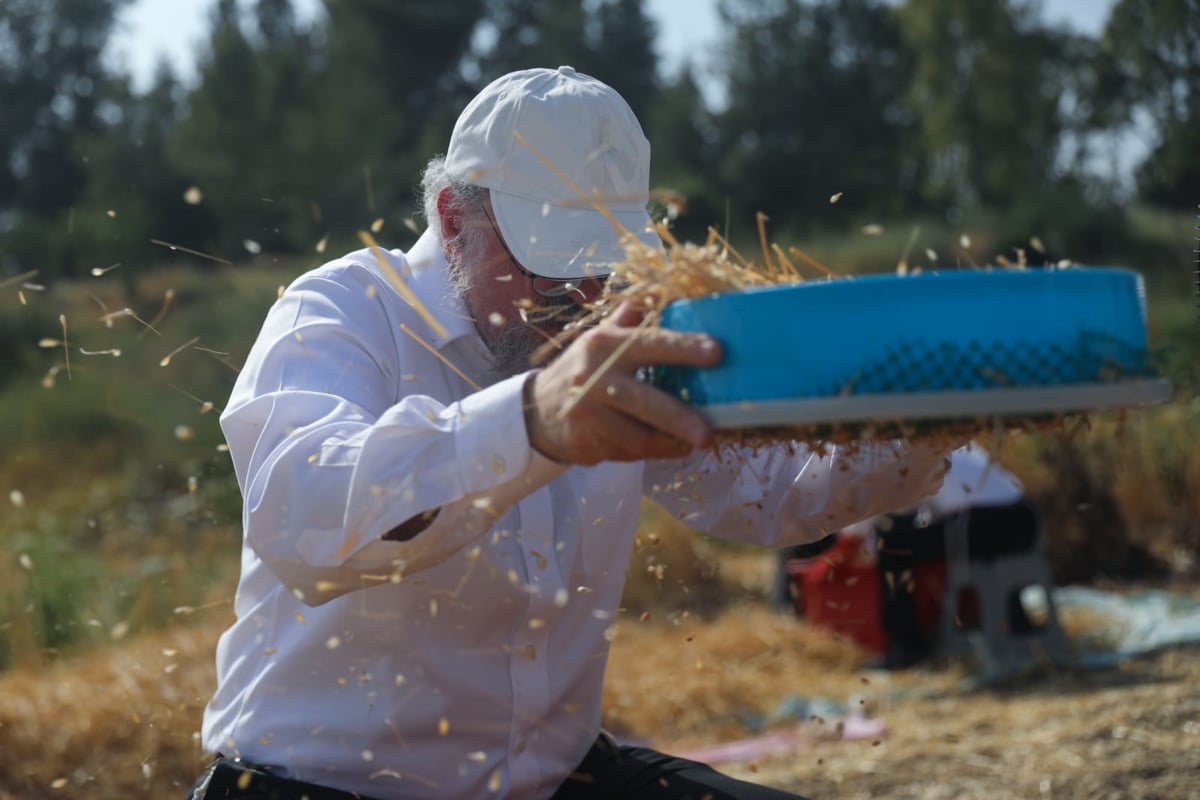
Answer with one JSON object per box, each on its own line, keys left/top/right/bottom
{"left": 1051, "top": 29, "right": 1125, "bottom": 181}
{"left": 0, "top": 0, "right": 132, "bottom": 275}
{"left": 713, "top": 0, "right": 920, "bottom": 234}
{"left": 647, "top": 63, "right": 724, "bottom": 241}
{"left": 167, "top": 0, "right": 323, "bottom": 258}
{"left": 476, "top": 0, "right": 658, "bottom": 120}
{"left": 298, "top": 0, "right": 484, "bottom": 246}
{"left": 1102, "top": 0, "right": 1200, "bottom": 209}
{"left": 648, "top": 65, "right": 712, "bottom": 183}
{"left": 75, "top": 66, "right": 218, "bottom": 292}
{"left": 895, "top": 0, "right": 1078, "bottom": 210}
{"left": 590, "top": 0, "right": 660, "bottom": 123}
{"left": 478, "top": 0, "right": 589, "bottom": 78}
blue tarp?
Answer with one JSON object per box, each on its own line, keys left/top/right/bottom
{"left": 745, "top": 587, "right": 1200, "bottom": 732}
{"left": 1054, "top": 586, "right": 1200, "bottom": 667}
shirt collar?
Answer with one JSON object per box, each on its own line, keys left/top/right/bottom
{"left": 390, "top": 227, "right": 478, "bottom": 350}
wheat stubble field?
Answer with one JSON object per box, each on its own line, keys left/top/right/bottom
{"left": 1, "top": 535, "right": 1198, "bottom": 800}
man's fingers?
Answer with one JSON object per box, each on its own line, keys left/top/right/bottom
{"left": 605, "top": 298, "right": 650, "bottom": 328}
{"left": 532, "top": 300, "right": 723, "bottom": 463}
{"left": 598, "top": 300, "right": 723, "bottom": 369}
{"left": 635, "top": 430, "right": 698, "bottom": 461}
{"left": 584, "top": 325, "right": 722, "bottom": 371}
{"left": 627, "top": 327, "right": 723, "bottom": 368}
{"left": 600, "top": 373, "right": 714, "bottom": 449}
{"left": 593, "top": 411, "right": 697, "bottom": 462}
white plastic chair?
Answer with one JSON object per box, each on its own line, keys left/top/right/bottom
{"left": 939, "top": 510, "right": 1075, "bottom": 679}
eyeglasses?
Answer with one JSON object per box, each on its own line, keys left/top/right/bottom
{"left": 477, "top": 200, "right": 595, "bottom": 299}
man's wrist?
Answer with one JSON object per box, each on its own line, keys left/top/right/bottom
{"left": 522, "top": 371, "right": 569, "bottom": 465}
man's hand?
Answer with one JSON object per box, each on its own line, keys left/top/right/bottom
{"left": 523, "top": 300, "right": 722, "bottom": 465}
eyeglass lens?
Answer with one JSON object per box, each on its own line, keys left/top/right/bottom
{"left": 478, "top": 201, "right": 598, "bottom": 299}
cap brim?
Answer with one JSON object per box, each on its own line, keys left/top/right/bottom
{"left": 490, "top": 190, "right": 659, "bottom": 281}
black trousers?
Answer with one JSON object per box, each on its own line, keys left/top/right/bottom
{"left": 550, "top": 732, "right": 809, "bottom": 799}
{"left": 186, "top": 757, "right": 367, "bottom": 800}
{"left": 188, "top": 735, "right": 810, "bottom": 800}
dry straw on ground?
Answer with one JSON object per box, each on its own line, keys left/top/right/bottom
{"left": 3, "top": 570, "right": 1197, "bottom": 800}
{"left": 0, "top": 623, "right": 215, "bottom": 799}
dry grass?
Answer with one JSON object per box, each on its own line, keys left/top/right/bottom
{"left": 6, "top": 482, "right": 1177, "bottom": 798}
{"left": 726, "top": 647, "right": 1200, "bottom": 800}
{"left": 5, "top": 468, "right": 1187, "bottom": 799}
{"left": 531, "top": 218, "right": 808, "bottom": 373}
{"left": 1, "top": 484, "right": 1196, "bottom": 798}
{"left": 3, "top": 585, "right": 1198, "bottom": 800}
{"left": 602, "top": 605, "right": 946, "bottom": 747}
{"left": 0, "top": 619, "right": 217, "bottom": 799}
{"left": 996, "top": 403, "right": 1200, "bottom": 583}
{"left": 618, "top": 499, "right": 728, "bottom": 617}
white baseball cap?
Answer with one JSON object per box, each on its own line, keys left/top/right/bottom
{"left": 444, "top": 66, "right": 660, "bottom": 281}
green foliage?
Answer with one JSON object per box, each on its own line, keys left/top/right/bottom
{"left": 312, "top": 0, "right": 487, "bottom": 235}
{"left": 167, "top": 0, "right": 327, "bottom": 257}
{"left": 1101, "top": 0, "right": 1200, "bottom": 211}
{"left": 648, "top": 66, "right": 727, "bottom": 241}
{"left": 0, "top": 0, "right": 134, "bottom": 277}
{"left": 1149, "top": 292, "right": 1200, "bottom": 392}
{"left": 0, "top": 259, "right": 293, "bottom": 667}
{"left": 1136, "top": 124, "right": 1200, "bottom": 211}
{"left": 6, "top": 0, "right": 1197, "bottom": 274}
{"left": 0, "top": 0, "right": 131, "bottom": 213}
{"left": 590, "top": 0, "right": 660, "bottom": 123}
{"left": 896, "top": 0, "right": 1085, "bottom": 209}
{"left": 0, "top": 473, "right": 242, "bottom": 668}
{"left": 480, "top": 0, "right": 590, "bottom": 76}
{"left": 477, "top": 0, "right": 660, "bottom": 122}
{"left": 714, "top": 0, "right": 921, "bottom": 234}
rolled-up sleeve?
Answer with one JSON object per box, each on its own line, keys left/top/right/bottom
{"left": 772, "top": 440, "right": 950, "bottom": 543}
{"left": 646, "top": 439, "right": 950, "bottom": 547}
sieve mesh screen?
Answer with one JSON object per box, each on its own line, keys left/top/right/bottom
{"left": 652, "top": 331, "right": 1155, "bottom": 408}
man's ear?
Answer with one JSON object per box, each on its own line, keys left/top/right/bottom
{"left": 436, "top": 186, "right": 463, "bottom": 249}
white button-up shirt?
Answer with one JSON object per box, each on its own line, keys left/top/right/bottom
{"left": 203, "top": 228, "right": 948, "bottom": 799}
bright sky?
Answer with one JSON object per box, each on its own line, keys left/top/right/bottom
{"left": 107, "top": 0, "right": 1117, "bottom": 96}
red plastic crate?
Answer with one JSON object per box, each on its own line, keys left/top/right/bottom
{"left": 787, "top": 535, "right": 887, "bottom": 653}
{"left": 787, "top": 536, "right": 947, "bottom": 654}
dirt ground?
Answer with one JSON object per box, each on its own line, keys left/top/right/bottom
{"left": 603, "top": 602, "right": 1200, "bottom": 800}
{"left": 717, "top": 644, "right": 1200, "bottom": 800}
{"left": 1, "top": 562, "right": 1198, "bottom": 799}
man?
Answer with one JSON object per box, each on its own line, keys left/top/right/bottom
{"left": 191, "top": 66, "right": 952, "bottom": 800}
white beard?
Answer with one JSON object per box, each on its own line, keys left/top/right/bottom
{"left": 446, "top": 225, "right": 558, "bottom": 384}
